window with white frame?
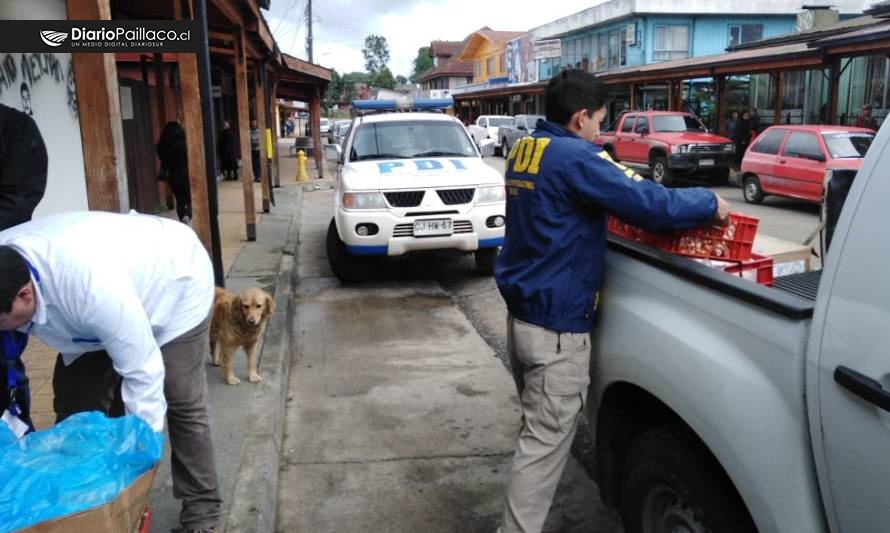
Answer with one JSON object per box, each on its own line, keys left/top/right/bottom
{"left": 487, "top": 56, "right": 496, "bottom": 75}
{"left": 654, "top": 25, "right": 689, "bottom": 61}
{"left": 728, "top": 24, "right": 763, "bottom": 47}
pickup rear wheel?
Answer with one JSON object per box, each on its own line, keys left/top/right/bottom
{"left": 475, "top": 247, "right": 499, "bottom": 276}
{"left": 619, "top": 427, "right": 756, "bottom": 533}
{"left": 502, "top": 139, "right": 510, "bottom": 160}
{"left": 326, "top": 219, "right": 373, "bottom": 283}
{"left": 652, "top": 156, "right": 673, "bottom": 186}
{"left": 743, "top": 175, "right": 765, "bottom": 204}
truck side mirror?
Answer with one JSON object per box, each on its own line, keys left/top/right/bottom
{"left": 324, "top": 143, "right": 342, "bottom": 163}
{"left": 478, "top": 139, "right": 496, "bottom": 157}
{"left": 517, "top": 124, "right": 527, "bottom": 131}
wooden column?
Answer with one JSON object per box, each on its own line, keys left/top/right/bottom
{"left": 235, "top": 27, "right": 257, "bottom": 240}
{"left": 310, "top": 83, "right": 323, "bottom": 179}
{"left": 66, "top": 0, "right": 123, "bottom": 212}
{"left": 666, "top": 81, "right": 674, "bottom": 111}
{"left": 629, "top": 84, "right": 636, "bottom": 110}
{"left": 716, "top": 75, "right": 727, "bottom": 136}
{"left": 828, "top": 58, "right": 841, "bottom": 125}
{"left": 153, "top": 53, "right": 168, "bottom": 123}
{"left": 772, "top": 72, "right": 784, "bottom": 126}
{"left": 253, "top": 65, "right": 270, "bottom": 212}
{"left": 271, "top": 77, "right": 281, "bottom": 187}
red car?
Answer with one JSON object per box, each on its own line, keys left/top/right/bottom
{"left": 594, "top": 111, "right": 735, "bottom": 186}
{"left": 740, "top": 124, "right": 875, "bottom": 204}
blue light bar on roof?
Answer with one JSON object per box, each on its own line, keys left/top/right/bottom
{"left": 352, "top": 97, "right": 453, "bottom": 111}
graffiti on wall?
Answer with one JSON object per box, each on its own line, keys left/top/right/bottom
{"left": 0, "top": 53, "right": 77, "bottom": 118}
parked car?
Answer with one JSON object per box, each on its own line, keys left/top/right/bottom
{"left": 498, "top": 114, "right": 545, "bottom": 159}
{"left": 594, "top": 111, "right": 735, "bottom": 186}
{"left": 330, "top": 119, "right": 351, "bottom": 145}
{"left": 467, "top": 115, "right": 512, "bottom": 154}
{"left": 588, "top": 118, "right": 890, "bottom": 533}
{"left": 740, "top": 124, "right": 875, "bottom": 204}
{"left": 324, "top": 99, "right": 505, "bottom": 282}
{"left": 318, "top": 117, "right": 332, "bottom": 139}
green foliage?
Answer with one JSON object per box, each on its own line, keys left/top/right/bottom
{"left": 395, "top": 75, "right": 408, "bottom": 85}
{"left": 411, "top": 46, "right": 433, "bottom": 82}
{"left": 362, "top": 35, "right": 391, "bottom": 75}
{"left": 372, "top": 67, "right": 396, "bottom": 90}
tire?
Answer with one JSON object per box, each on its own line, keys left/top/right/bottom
{"left": 709, "top": 167, "right": 731, "bottom": 186}
{"left": 651, "top": 156, "right": 673, "bottom": 186}
{"left": 326, "top": 219, "right": 372, "bottom": 283}
{"left": 619, "top": 427, "right": 757, "bottom": 533}
{"left": 474, "top": 247, "right": 499, "bottom": 276}
{"left": 502, "top": 139, "right": 510, "bottom": 160}
{"left": 742, "top": 175, "right": 765, "bottom": 204}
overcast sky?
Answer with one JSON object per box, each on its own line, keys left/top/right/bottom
{"left": 264, "top": 0, "right": 602, "bottom": 78}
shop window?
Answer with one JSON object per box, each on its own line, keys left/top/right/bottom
{"left": 654, "top": 25, "right": 689, "bottom": 61}
{"left": 728, "top": 24, "right": 763, "bottom": 47}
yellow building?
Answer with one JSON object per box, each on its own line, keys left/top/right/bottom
{"left": 457, "top": 27, "right": 526, "bottom": 84}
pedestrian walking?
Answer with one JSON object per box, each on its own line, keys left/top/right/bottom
{"left": 0, "top": 103, "right": 48, "bottom": 436}
{"left": 218, "top": 120, "right": 239, "bottom": 181}
{"left": 156, "top": 121, "right": 192, "bottom": 223}
{"left": 494, "top": 69, "right": 729, "bottom": 533}
{"left": 726, "top": 110, "right": 739, "bottom": 141}
{"left": 734, "top": 111, "right": 752, "bottom": 167}
{"left": 0, "top": 211, "right": 222, "bottom": 533}
{"left": 250, "top": 119, "right": 261, "bottom": 183}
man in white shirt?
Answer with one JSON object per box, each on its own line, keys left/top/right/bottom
{"left": 0, "top": 211, "right": 221, "bottom": 533}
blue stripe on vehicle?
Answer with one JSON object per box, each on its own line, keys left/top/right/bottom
{"left": 346, "top": 245, "right": 388, "bottom": 256}
{"left": 478, "top": 237, "right": 505, "bottom": 249}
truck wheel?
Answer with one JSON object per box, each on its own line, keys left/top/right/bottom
{"left": 474, "top": 247, "right": 499, "bottom": 276}
{"left": 502, "top": 139, "right": 510, "bottom": 160}
{"left": 652, "top": 156, "right": 673, "bottom": 186}
{"left": 326, "top": 219, "right": 372, "bottom": 283}
{"left": 709, "top": 167, "right": 731, "bottom": 186}
{"left": 743, "top": 175, "right": 765, "bottom": 204}
{"left": 619, "top": 427, "right": 756, "bottom": 533}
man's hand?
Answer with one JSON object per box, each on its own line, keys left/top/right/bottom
{"left": 711, "top": 194, "right": 731, "bottom": 226}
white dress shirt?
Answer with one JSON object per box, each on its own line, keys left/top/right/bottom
{"left": 0, "top": 211, "right": 215, "bottom": 432}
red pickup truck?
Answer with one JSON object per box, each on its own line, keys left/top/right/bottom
{"left": 594, "top": 111, "right": 735, "bottom": 186}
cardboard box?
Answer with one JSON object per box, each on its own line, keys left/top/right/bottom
{"left": 19, "top": 464, "right": 157, "bottom": 533}
{"left": 753, "top": 234, "right": 813, "bottom": 278}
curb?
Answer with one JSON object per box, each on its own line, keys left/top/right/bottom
{"left": 224, "top": 185, "right": 303, "bottom": 533}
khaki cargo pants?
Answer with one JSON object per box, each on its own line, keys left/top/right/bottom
{"left": 500, "top": 316, "right": 590, "bottom": 533}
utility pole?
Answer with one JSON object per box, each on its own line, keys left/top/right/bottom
{"left": 305, "top": 0, "right": 313, "bottom": 63}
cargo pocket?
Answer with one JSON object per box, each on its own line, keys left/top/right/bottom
{"left": 542, "top": 372, "right": 589, "bottom": 436}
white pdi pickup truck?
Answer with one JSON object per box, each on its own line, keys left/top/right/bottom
{"left": 324, "top": 99, "right": 506, "bottom": 283}
{"left": 588, "top": 127, "right": 890, "bottom": 531}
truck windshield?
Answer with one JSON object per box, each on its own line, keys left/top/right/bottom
{"left": 823, "top": 132, "right": 874, "bottom": 158}
{"left": 350, "top": 120, "right": 477, "bottom": 161}
{"left": 488, "top": 117, "right": 512, "bottom": 127}
{"left": 528, "top": 115, "right": 545, "bottom": 129}
{"left": 653, "top": 115, "right": 705, "bottom": 133}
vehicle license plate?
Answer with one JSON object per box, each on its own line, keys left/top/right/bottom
{"left": 414, "top": 219, "right": 452, "bottom": 237}
{"left": 700, "top": 159, "right": 715, "bottom": 166}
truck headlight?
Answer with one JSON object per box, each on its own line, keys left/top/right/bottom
{"left": 342, "top": 192, "right": 386, "bottom": 209}
{"left": 476, "top": 185, "right": 506, "bottom": 204}
{"left": 723, "top": 144, "right": 735, "bottom": 152}
{"left": 672, "top": 144, "right": 690, "bottom": 153}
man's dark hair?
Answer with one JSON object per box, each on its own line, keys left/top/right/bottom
{"left": 20, "top": 82, "right": 29, "bottom": 95}
{"left": 544, "top": 69, "right": 611, "bottom": 126}
{"left": 0, "top": 246, "right": 30, "bottom": 314}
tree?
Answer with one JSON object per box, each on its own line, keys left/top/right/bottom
{"left": 362, "top": 35, "right": 390, "bottom": 76}
{"left": 395, "top": 75, "right": 407, "bottom": 85}
{"left": 372, "top": 67, "right": 396, "bottom": 90}
{"left": 324, "top": 68, "right": 342, "bottom": 108}
{"left": 411, "top": 46, "right": 433, "bottom": 82}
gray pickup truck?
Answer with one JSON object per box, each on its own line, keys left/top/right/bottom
{"left": 589, "top": 127, "right": 889, "bottom": 532}
{"left": 498, "top": 114, "right": 544, "bottom": 159}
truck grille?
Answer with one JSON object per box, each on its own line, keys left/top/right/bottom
{"left": 384, "top": 191, "right": 424, "bottom": 207}
{"left": 691, "top": 144, "right": 726, "bottom": 154}
{"left": 437, "top": 188, "right": 475, "bottom": 205}
{"left": 392, "top": 220, "right": 473, "bottom": 238}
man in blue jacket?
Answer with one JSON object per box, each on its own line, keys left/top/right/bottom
{"left": 495, "top": 70, "right": 729, "bottom": 533}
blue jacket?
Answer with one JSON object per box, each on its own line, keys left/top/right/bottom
{"left": 495, "top": 120, "right": 717, "bottom": 333}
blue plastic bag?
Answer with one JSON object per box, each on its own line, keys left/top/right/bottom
{"left": 0, "top": 411, "right": 163, "bottom": 532}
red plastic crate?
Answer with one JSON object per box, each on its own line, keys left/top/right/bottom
{"left": 608, "top": 213, "right": 759, "bottom": 261}
{"left": 722, "top": 254, "right": 774, "bottom": 286}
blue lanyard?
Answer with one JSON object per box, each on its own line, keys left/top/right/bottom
{"left": 3, "top": 262, "right": 39, "bottom": 417}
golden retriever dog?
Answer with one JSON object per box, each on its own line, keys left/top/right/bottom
{"left": 210, "top": 286, "right": 275, "bottom": 385}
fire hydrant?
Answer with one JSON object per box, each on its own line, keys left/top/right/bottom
{"left": 296, "top": 149, "right": 309, "bottom": 182}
